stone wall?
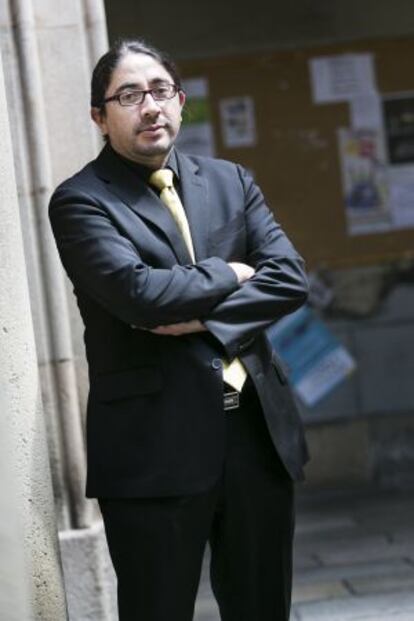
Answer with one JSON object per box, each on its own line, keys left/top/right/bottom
{"left": 0, "top": 1, "right": 115, "bottom": 619}
{"left": 302, "top": 267, "right": 414, "bottom": 489}
{"left": 0, "top": 39, "right": 67, "bottom": 621}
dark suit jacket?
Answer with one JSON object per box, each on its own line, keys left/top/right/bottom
{"left": 49, "top": 144, "right": 309, "bottom": 498}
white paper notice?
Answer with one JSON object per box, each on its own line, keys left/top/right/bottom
{"left": 219, "top": 96, "right": 257, "bottom": 148}
{"left": 350, "top": 94, "right": 383, "bottom": 130}
{"left": 309, "top": 53, "right": 377, "bottom": 104}
{"left": 388, "top": 165, "right": 414, "bottom": 229}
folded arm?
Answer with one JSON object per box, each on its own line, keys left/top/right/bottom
{"left": 155, "top": 167, "right": 307, "bottom": 354}
{"left": 49, "top": 187, "right": 239, "bottom": 328}
{"left": 203, "top": 166, "right": 308, "bottom": 358}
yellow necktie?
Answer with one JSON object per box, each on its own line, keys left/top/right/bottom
{"left": 149, "top": 169, "right": 195, "bottom": 262}
{"left": 149, "top": 168, "right": 247, "bottom": 393}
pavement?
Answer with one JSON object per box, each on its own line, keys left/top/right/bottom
{"left": 194, "top": 488, "right": 414, "bottom": 621}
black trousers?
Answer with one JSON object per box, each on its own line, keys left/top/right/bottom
{"left": 99, "top": 381, "right": 295, "bottom": 621}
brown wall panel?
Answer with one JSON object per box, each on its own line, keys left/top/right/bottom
{"left": 180, "top": 37, "right": 414, "bottom": 268}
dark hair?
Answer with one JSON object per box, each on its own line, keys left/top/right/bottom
{"left": 91, "top": 38, "right": 182, "bottom": 109}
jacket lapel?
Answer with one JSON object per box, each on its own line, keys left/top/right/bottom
{"left": 93, "top": 146, "right": 192, "bottom": 265}
{"left": 176, "top": 152, "right": 210, "bottom": 262}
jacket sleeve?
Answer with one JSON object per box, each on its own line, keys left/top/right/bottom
{"left": 203, "top": 166, "right": 308, "bottom": 360}
{"left": 49, "top": 186, "right": 239, "bottom": 328}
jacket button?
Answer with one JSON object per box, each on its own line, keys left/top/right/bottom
{"left": 211, "top": 358, "right": 222, "bottom": 370}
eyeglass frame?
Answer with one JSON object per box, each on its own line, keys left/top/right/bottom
{"left": 101, "top": 83, "right": 182, "bottom": 107}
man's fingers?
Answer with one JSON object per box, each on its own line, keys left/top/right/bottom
{"left": 149, "top": 320, "right": 206, "bottom": 336}
{"left": 228, "top": 262, "right": 255, "bottom": 283}
{"left": 150, "top": 325, "right": 179, "bottom": 335}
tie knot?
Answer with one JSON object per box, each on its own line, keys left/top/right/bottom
{"left": 149, "top": 168, "right": 174, "bottom": 191}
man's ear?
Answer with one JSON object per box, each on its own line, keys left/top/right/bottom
{"left": 91, "top": 106, "right": 107, "bottom": 135}
{"left": 178, "top": 90, "right": 186, "bottom": 109}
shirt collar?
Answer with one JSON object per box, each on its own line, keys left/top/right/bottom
{"left": 109, "top": 145, "right": 180, "bottom": 184}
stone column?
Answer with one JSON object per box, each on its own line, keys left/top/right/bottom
{"left": 1, "top": 0, "right": 109, "bottom": 532}
{"left": 0, "top": 46, "right": 67, "bottom": 621}
{"left": 1, "top": 1, "right": 117, "bottom": 617}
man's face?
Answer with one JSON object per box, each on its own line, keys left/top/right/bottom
{"left": 92, "top": 52, "right": 185, "bottom": 168}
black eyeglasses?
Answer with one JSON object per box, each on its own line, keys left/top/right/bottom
{"left": 103, "top": 84, "right": 180, "bottom": 107}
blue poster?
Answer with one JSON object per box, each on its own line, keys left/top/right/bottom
{"left": 267, "top": 306, "right": 355, "bottom": 407}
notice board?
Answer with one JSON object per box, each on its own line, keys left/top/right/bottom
{"left": 179, "top": 37, "right": 414, "bottom": 268}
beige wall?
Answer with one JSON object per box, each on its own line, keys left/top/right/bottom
{"left": 0, "top": 41, "right": 67, "bottom": 621}
{"left": 0, "top": 1, "right": 113, "bottom": 619}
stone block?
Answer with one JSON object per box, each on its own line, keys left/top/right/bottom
{"left": 370, "top": 416, "right": 414, "bottom": 489}
{"left": 295, "top": 514, "right": 357, "bottom": 538}
{"left": 36, "top": 26, "right": 97, "bottom": 185}
{"left": 316, "top": 538, "right": 414, "bottom": 566}
{"left": 294, "top": 559, "right": 412, "bottom": 586}
{"left": 350, "top": 491, "right": 414, "bottom": 528}
{"left": 293, "top": 580, "right": 350, "bottom": 604}
{"left": 0, "top": 0, "right": 10, "bottom": 27}
{"left": 294, "top": 590, "right": 414, "bottom": 620}
{"left": 302, "top": 420, "right": 373, "bottom": 487}
{"left": 327, "top": 266, "right": 390, "bottom": 317}
{"left": 376, "top": 285, "right": 414, "bottom": 323}
{"left": 354, "top": 322, "right": 414, "bottom": 415}
{"left": 390, "top": 526, "right": 414, "bottom": 544}
{"left": 34, "top": 0, "right": 83, "bottom": 28}
{"left": 297, "top": 375, "right": 358, "bottom": 425}
{"left": 348, "top": 571, "right": 414, "bottom": 595}
{"left": 294, "top": 553, "right": 321, "bottom": 571}
{"left": 59, "top": 521, "right": 117, "bottom": 621}
{"left": 372, "top": 615, "right": 414, "bottom": 621}
{"left": 300, "top": 533, "right": 389, "bottom": 563}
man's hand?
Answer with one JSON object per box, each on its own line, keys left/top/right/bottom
{"left": 149, "top": 319, "right": 207, "bottom": 336}
{"left": 137, "top": 264, "right": 254, "bottom": 336}
{"left": 228, "top": 262, "right": 255, "bottom": 284}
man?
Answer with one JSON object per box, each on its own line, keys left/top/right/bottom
{"left": 49, "top": 38, "right": 309, "bottom": 621}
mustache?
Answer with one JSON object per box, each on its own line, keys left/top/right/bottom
{"left": 135, "top": 122, "right": 167, "bottom": 134}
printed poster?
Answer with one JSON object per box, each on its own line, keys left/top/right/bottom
{"left": 267, "top": 306, "right": 356, "bottom": 408}
{"left": 219, "top": 96, "right": 257, "bottom": 148}
{"left": 176, "top": 77, "right": 215, "bottom": 157}
{"left": 382, "top": 94, "right": 414, "bottom": 229}
{"left": 383, "top": 93, "right": 414, "bottom": 165}
{"left": 337, "top": 128, "right": 392, "bottom": 235}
